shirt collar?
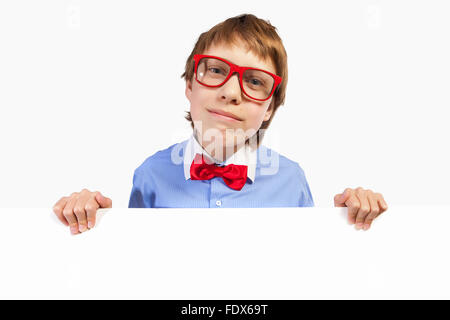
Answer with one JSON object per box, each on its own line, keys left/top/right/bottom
{"left": 183, "top": 134, "right": 257, "bottom": 183}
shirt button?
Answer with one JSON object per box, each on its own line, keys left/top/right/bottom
{"left": 216, "top": 200, "right": 222, "bottom": 207}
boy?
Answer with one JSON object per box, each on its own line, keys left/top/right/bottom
{"left": 53, "top": 14, "right": 388, "bottom": 235}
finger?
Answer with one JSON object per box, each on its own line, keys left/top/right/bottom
{"left": 63, "top": 194, "right": 79, "bottom": 234}
{"left": 345, "top": 194, "right": 360, "bottom": 225}
{"left": 333, "top": 194, "right": 341, "bottom": 206}
{"left": 53, "top": 197, "right": 70, "bottom": 226}
{"left": 363, "top": 191, "right": 381, "bottom": 230}
{"left": 354, "top": 188, "right": 370, "bottom": 230}
{"left": 73, "top": 189, "right": 92, "bottom": 233}
{"left": 334, "top": 188, "right": 350, "bottom": 207}
{"left": 95, "top": 191, "right": 112, "bottom": 208}
{"left": 85, "top": 195, "right": 100, "bottom": 229}
{"left": 377, "top": 194, "right": 388, "bottom": 213}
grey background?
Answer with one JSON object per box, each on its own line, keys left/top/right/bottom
{"left": 0, "top": 0, "right": 448, "bottom": 208}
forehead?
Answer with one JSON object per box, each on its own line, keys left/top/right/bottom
{"left": 202, "top": 40, "right": 276, "bottom": 74}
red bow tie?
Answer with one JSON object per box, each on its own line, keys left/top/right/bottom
{"left": 190, "top": 153, "right": 248, "bottom": 191}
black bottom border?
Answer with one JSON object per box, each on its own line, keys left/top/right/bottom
{"left": 0, "top": 299, "right": 445, "bottom": 318}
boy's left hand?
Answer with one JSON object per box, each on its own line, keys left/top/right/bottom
{"left": 334, "top": 187, "right": 388, "bottom": 231}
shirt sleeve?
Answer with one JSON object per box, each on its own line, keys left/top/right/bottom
{"left": 128, "top": 167, "right": 155, "bottom": 208}
{"left": 296, "top": 164, "right": 315, "bottom": 207}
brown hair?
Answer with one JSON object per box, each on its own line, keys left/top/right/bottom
{"left": 181, "top": 13, "right": 288, "bottom": 148}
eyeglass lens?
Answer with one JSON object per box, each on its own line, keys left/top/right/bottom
{"left": 197, "top": 57, "right": 275, "bottom": 100}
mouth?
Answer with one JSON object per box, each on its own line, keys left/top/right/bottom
{"left": 207, "top": 108, "right": 243, "bottom": 122}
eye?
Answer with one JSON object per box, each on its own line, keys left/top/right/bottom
{"left": 208, "top": 67, "right": 226, "bottom": 75}
{"left": 246, "top": 78, "right": 264, "bottom": 86}
{"left": 249, "top": 78, "right": 262, "bottom": 86}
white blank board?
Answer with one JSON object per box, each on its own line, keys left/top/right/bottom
{"left": 0, "top": 206, "right": 449, "bottom": 299}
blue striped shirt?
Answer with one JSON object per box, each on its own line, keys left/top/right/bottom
{"left": 128, "top": 137, "right": 314, "bottom": 208}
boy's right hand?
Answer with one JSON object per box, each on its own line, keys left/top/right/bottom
{"left": 52, "top": 189, "right": 112, "bottom": 235}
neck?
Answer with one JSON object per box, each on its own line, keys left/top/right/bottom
{"left": 193, "top": 130, "right": 245, "bottom": 163}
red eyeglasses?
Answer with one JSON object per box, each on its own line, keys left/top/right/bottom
{"left": 193, "top": 54, "right": 282, "bottom": 101}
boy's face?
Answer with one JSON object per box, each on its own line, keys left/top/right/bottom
{"left": 185, "top": 40, "right": 276, "bottom": 152}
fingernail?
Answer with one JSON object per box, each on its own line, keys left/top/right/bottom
{"left": 70, "top": 226, "right": 78, "bottom": 234}
{"left": 355, "top": 223, "right": 363, "bottom": 230}
{"left": 88, "top": 221, "right": 94, "bottom": 229}
{"left": 363, "top": 224, "right": 370, "bottom": 230}
{"left": 79, "top": 225, "right": 87, "bottom": 233}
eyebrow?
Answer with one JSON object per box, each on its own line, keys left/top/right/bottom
{"left": 216, "top": 55, "right": 271, "bottom": 72}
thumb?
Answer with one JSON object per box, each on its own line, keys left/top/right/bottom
{"left": 96, "top": 192, "right": 112, "bottom": 208}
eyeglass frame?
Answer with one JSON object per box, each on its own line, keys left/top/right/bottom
{"left": 193, "top": 54, "right": 282, "bottom": 102}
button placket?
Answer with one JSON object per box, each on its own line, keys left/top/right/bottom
{"left": 210, "top": 177, "right": 223, "bottom": 208}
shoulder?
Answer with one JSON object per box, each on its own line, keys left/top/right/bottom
{"left": 134, "top": 140, "right": 189, "bottom": 175}
{"left": 256, "top": 145, "right": 314, "bottom": 206}
{"left": 257, "top": 145, "right": 307, "bottom": 177}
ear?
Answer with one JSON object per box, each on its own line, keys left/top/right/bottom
{"left": 185, "top": 79, "right": 193, "bottom": 102}
{"left": 263, "top": 100, "right": 274, "bottom": 122}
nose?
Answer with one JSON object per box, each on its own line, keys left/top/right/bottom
{"left": 219, "top": 72, "right": 242, "bottom": 104}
